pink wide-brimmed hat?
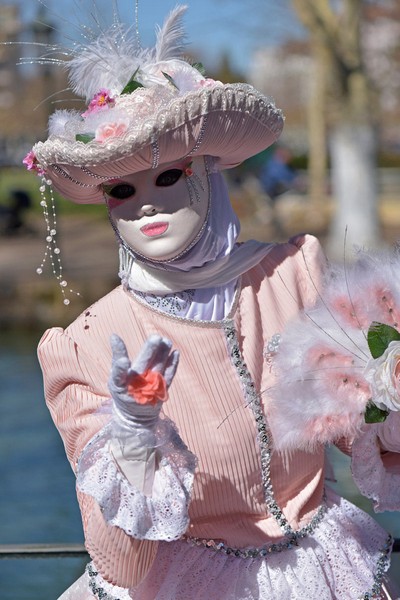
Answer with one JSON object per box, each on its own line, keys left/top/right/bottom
{"left": 26, "top": 5, "right": 284, "bottom": 204}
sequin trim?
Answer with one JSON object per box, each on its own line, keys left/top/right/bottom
{"left": 151, "top": 138, "right": 160, "bottom": 169}
{"left": 51, "top": 164, "right": 99, "bottom": 188}
{"left": 188, "top": 114, "right": 208, "bottom": 155}
{"left": 184, "top": 322, "right": 327, "bottom": 557}
{"left": 80, "top": 166, "right": 110, "bottom": 180}
{"left": 86, "top": 563, "right": 122, "bottom": 600}
{"left": 134, "top": 289, "right": 195, "bottom": 316}
{"left": 359, "top": 534, "right": 393, "bottom": 600}
{"left": 225, "top": 322, "right": 327, "bottom": 538}
{"left": 182, "top": 532, "right": 301, "bottom": 559}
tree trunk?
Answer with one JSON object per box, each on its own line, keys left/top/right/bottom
{"left": 307, "top": 37, "right": 328, "bottom": 211}
{"left": 292, "top": 0, "right": 381, "bottom": 259}
{"left": 327, "top": 122, "right": 380, "bottom": 259}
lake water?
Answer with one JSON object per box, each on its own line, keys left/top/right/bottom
{"left": 0, "top": 330, "right": 86, "bottom": 599}
{"left": 1, "top": 330, "right": 400, "bottom": 599}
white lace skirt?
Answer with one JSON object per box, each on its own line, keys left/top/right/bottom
{"left": 59, "top": 493, "right": 400, "bottom": 600}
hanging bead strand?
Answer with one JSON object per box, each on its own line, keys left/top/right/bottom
{"left": 37, "top": 176, "right": 80, "bottom": 305}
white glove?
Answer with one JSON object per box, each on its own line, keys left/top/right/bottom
{"left": 108, "top": 333, "right": 179, "bottom": 494}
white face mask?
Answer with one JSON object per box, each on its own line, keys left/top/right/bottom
{"left": 104, "top": 156, "right": 210, "bottom": 262}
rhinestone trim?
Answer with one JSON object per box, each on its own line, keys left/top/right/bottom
{"left": 151, "top": 138, "right": 160, "bottom": 169}
{"left": 188, "top": 114, "right": 208, "bottom": 155}
{"left": 80, "top": 166, "right": 110, "bottom": 180}
{"left": 184, "top": 322, "right": 327, "bottom": 557}
{"left": 182, "top": 532, "right": 300, "bottom": 559}
{"left": 223, "top": 321, "right": 328, "bottom": 539}
{"left": 51, "top": 164, "right": 99, "bottom": 188}
{"left": 359, "top": 534, "right": 393, "bottom": 600}
{"left": 86, "top": 563, "right": 122, "bottom": 600}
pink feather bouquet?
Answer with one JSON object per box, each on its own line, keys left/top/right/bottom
{"left": 268, "top": 246, "right": 400, "bottom": 452}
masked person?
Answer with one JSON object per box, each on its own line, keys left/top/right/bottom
{"left": 25, "top": 6, "right": 400, "bottom": 599}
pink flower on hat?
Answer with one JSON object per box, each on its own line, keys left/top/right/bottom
{"left": 95, "top": 119, "right": 129, "bottom": 143}
{"left": 197, "top": 78, "right": 223, "bottom": 89}
{"left": 82, "top": 89, "right": 115, "bottom": 117}
{"left": 23, "top": 150, "right": 45, "bottom": 175}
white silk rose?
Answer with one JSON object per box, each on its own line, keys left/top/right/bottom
{"left": 364, "top": 340, "right": 400, "bottom": 412}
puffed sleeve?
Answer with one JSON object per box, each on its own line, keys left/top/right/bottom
{"left": 288, "top": 233, "right": 327, "bottom": 309}
{"left": 38, "top": 327, "right": 159, "bottom": 588}
{"left": 350, "top": 412, "right": 400, "bottom": 512}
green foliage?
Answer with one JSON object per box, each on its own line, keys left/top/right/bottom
{"left": 162, "top": 72, "right": 179, "bottom": 89}
{"left": 121, "top": 68, "right": 144, "bottom": 95}
{"left": 367, "top": 321, "right": 400, "bottom": 359}
{"left": 364, "top": 402, "right": 389, "bottom": 424}
{"left": 75, "top": 133, "right": 95, "bottom": 144}
{"left": 192, "top": 62, "right": 206, "bottom": 76}
{"left": 121, "top": 79, "right": 144, "bottom": 94}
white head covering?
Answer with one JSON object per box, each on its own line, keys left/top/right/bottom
{"left": 119, "top": 163, "right": 275, "bottom": 319}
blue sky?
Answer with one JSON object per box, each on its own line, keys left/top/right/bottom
{"left": 14, "top": 0, "right": 305, "bottom": 75}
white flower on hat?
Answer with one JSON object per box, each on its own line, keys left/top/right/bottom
{"left": 141, "top": 60, "right": 204, "bottom": 95}
{"left": 364, "top": 340, "right": 400, "bottom": 411}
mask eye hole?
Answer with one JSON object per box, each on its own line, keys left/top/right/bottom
{"left": 156, "top": 169, "right": 183, "bottom": 187}
{"left": 103, "top": 183, "right": 136, "bottom": 200}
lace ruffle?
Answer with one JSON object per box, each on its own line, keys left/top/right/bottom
{"left": 130, "top": 492, "right": 392, "bottom": 600}
{"left": 77, "top": 418, "right": 196, "bottom": 540}
{"left": 351, "top": 416, "right": 400, "bottom": 512}
{"left": 66, "top": 491, "right": 395, "bottom": 600}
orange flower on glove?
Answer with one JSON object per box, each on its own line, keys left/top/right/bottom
{"left": 127, "top": 370, "right": 169, "bottom": 406}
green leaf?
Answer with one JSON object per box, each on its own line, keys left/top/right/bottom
{"left": 162, "top": 71, "right": 179, "bottom": 90}
{"left": 192, "top": 62, "right": 206, "bottom": 76}
{"left": 364, "top": 401, "right": 389, "bottom": 424}
{"left": 75, "top": 133, "right": 95, "bottom": 144}
{"left": 121, "top": 67, "right": 144, "bottom": 95}
{"left": 367, "top": 321, "right": 400, "bottom": 358}
{"left": 121, "top": 79, "right": 144, "bottom": 95}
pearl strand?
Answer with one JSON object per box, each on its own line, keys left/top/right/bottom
{"left": 37, "top": 176, "right": 80, "bottom": 305}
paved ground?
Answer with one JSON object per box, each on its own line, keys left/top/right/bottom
{"left": 0, "top": 213, "right": 119, "bottom": 327}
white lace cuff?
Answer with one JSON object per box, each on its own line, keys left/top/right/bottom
{"left": 76, "top": 417, "right": 197, "bottom": 540}
{"left": 351, "top": 413, "right": 400, "bottom": 512}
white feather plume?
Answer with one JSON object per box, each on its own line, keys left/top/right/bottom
{"left": 67, "top": 5, "right": 188, "bottom": 101}
{"left": 48, "top": 109, "right": 81, "bottom": 137}
{"left": 68, "top": 25, "right": 149, "bottom": 101}
{"left": 154, "top": 5, "right": 188, "bottom": 62}
{"left": 17, "top": 5, "right": 190, "bottom": 104}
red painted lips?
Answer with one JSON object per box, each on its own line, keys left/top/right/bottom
{"left": 140, "top": 222, "right": 169, "bottom": 237}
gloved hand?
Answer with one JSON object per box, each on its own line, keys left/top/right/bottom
{"left": 108, "top": 334, "right": 179, "bottom": 494}
{"left": 109, "top": 333, "right": 179, "bottom": 444}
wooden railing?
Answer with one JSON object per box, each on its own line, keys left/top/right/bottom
{"left": 0, "top": 543, "right": 88, "bottom": 559}
{"left": 1, "top": 540, "right": 400, "bottom": 559}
